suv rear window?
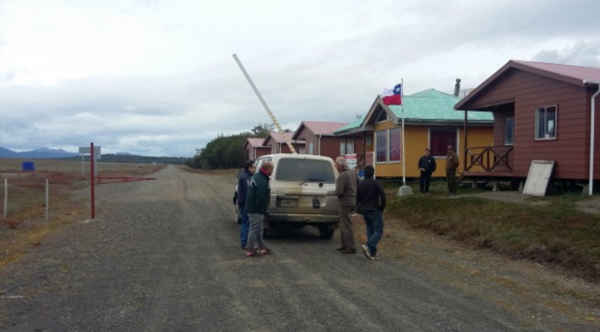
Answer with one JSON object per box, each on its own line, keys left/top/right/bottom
{"left": 275, "top": 158, "right": 335, "bottom": 183}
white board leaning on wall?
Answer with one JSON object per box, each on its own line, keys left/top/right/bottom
{"left": 523, "top": 160, "right": 555, "bottom": 196}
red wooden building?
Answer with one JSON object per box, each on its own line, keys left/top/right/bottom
{"left": 292, "top": 121, "right": 350, "bottom": 161}
{"left": 455, "top": 60, "right": 600, "bottom": 191}
{"left": 244, "top": 138, "right": 270, "bottom": 161}
{"left": 263, "top": 131, "right": 306, "bottom": 154}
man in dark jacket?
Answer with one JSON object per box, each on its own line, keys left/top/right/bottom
{"left": 245, "top": 161, "right": 273, "bottom": 256}
{"left": 418, "top": 148, "right": 436, "bottom": 193}
{"left": 237, "top": 160, "right": 255, "bottom": 249}
{"left": 357, "top": 165, "right": 386, "bottom": 260}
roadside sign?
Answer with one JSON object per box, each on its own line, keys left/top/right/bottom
{"left": 79, "top": 146, "right": 101, "bottom": 160}
{"left": 79, "top": 146, "right": 101, "bottom": 156}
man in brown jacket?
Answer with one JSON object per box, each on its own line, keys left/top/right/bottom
{"left": 335, "top": 156, "right": 357, "bottom": 254}
{"left": 446, "top": 145, "right": 459, "bottom": 195}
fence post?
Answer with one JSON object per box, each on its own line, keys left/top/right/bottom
{"left": 45, "top": 178, "right": 49, "bottom": 221}
{"left": 3, "top": 178, "right": 6, "bottom": 219}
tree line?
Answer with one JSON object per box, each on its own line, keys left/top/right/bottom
{"left": 186, "top": 124, "right": 271, "bottom": 169}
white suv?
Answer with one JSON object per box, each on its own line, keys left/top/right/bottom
{"left": 255, "top": 154, "right": 340, "bottom": 239}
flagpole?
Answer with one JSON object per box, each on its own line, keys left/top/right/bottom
{"left": 401, "top": 78, "right": 406, "bottom": 185}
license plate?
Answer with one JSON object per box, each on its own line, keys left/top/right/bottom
{"left": 312, "top": 198, "right": 321, "bottom": 209}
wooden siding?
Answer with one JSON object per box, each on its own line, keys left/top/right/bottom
{"left": 374, "top": 122, "right": 494, "bottom": 178}
{"left": 466, "top": 69, "right": 590, "bottom": 179}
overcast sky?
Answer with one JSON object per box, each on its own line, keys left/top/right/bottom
{"left": 1, "top": 0, "right": 599, "bottom": 156}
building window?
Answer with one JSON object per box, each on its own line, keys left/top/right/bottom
{"left": 389, "top": 127, "right": 402, "bottom": 161}
{"left": 505, "top": 117, "right": 514, "bottom": 145}
{"left": 535, "top": 106, "right": 557, "bottom": 140}
{"left": 340, "top": 140, "right": 355, "bottom": 155}
{"left": 376, "top": 130, "right": 387, "bottom": 162}
{"left": 309, "top": 142, "right": 314, "bottom": 154}
{"left": 346, "top": 140, "right": 354, "bottom": 154}
{"left": 366, "top": 135, "right": 372, "bottom": 149}
{"left": 430, "top": 128, "right": 457, "bottom": 157}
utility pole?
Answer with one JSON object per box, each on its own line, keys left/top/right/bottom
{"left": 232, "top": 53, "right": 297, "bottom": 153}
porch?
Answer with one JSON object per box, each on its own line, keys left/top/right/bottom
{"left": 463, "top": 145, "right": 514, "bottom": 177}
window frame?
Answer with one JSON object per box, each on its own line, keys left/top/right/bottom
{"left": 534, "top": 105, "right": 558, "bottom": 141}
{"left": 504, "top": 116, "right": 514, "bottom": 146}
{"left": 428, "top": 127, "right": 458, "bottom": 158}
{"left": 388, "top": 127, "right": 402, "bottom": 162}
{"left": 375, "top": 130, "right": 388, "bottom": 163}
{"left": 375, "top": 128, "right": 403, "bottom": 164}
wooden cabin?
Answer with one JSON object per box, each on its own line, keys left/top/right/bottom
{"left": 292, "top": 121, "right": 349, "bottom": 161}
{"left": 337, "top": 89, "right": 495, "bottom": 178}
{"left": 334, "top": 114, "right": 374, "bottom": 166}
{"left": 263, "top": 132, "right": 306, "bottom": 154}
{"left": 244, "top": 138, "right": 270, "bottom": 161}
{"left": 455, "top": 60, "right": 600, "bottom": 184}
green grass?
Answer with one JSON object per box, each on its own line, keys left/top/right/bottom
{"left": 388, "top": 195, "right": 600, "bottom": 281}
{"left": 382, "top": 178, "right": 486, "bottom": 196}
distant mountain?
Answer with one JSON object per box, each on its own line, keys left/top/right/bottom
{"left": 0, "top": 147, "right": 186, "bottom": 164}
{"left": 0, "top": 147, "right": 78, "bottom": 159}
{"left": 0, "top": 147, "right": 19, "bottom": 158}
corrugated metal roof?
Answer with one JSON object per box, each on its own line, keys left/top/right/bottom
{"left": 389, "top": 89, "right": 493, "bottom": 122}
{"left": 514, "top": 60, "right": 600, "bottom": 83}
{"left": 302, "top": 121, "right": 348, "bottom": 135}
{"left": 334, "top": 115, "right": 366, "bottom": 134}
{"left": 335, "top": 89, "right": 493, "bottom": 135}
{"left": 456, "top": 60, "right": 600, "bottom": 110}
{"left": 266, "top": 132, "right": 305, "bottom": 144}
{"left": 246, "top": 138, "right": 265, "bottom": 148}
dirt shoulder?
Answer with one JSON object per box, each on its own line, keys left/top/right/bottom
{"left": 351, "top": 213, "right": 600, "bottom": 327}
{"left": 0, "top": 161, "right": 165, "bottom": 270}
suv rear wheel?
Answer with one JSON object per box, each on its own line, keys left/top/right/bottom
{"left": 318, "top": 225, "right": 335, "bottom": 239}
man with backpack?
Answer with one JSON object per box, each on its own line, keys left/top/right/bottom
{"left": 357, "top": 165, "right": 386, "bottom": 260}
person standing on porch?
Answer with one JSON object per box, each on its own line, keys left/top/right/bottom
{"left": 335, "top": 156, "right": 357, "bottom": 254}
{"left": 418, "top": 148, "right": 436, "bottom": 193}
{"left": 446, "top": 145, "right": 459, "bottom": 195}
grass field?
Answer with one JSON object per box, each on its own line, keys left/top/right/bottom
{"left": 383, "top": 192, "right": 600, "bottom": 282}
{"left": 0, "top": 159, "right": 165, "bottom": 268}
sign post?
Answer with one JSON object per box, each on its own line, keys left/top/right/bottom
{"left": 45, "top": 178, "right": 49, "bottom": 221}
{"left": 3, "top": 178, "right": 7, "bottom": 218}
{"left": 90, "top": 142, "right": 95, "bottom": 219}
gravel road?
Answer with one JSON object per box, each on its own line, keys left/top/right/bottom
{"left": 0, "top": 165, "right": 597, "bottom": 331}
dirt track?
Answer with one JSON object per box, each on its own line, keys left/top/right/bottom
{"left": 0, "top": 165, "right": 598, "bottom": 331}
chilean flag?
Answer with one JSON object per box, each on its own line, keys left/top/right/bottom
{"left": 381, "top": 84, "right": 402, "bottom": 105}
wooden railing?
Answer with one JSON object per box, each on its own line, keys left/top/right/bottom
{"left": 465, "top": 145, "right": 514, "bottom": 172}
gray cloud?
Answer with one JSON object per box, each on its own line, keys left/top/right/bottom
{"left": 533, "top": 41, "right": 600, "bottom": 67}
{"left": 0, "top": 0, "right": 599, "bottom": 156}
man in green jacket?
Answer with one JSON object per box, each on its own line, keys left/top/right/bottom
{"left": 446, "top": 145, "right": 459, "bottom": 195}
{"left": 245, "top": 161, "right": 273, "bottom": 257}
{"left": 335, "top": 156, "right": 357, "bottom": 254}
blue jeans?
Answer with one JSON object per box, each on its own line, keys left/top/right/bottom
{"left": 361, "top": 209, "right": 384, "bottom": 256}
{"left": 247, "top": 213, "right": 266, "bottom": 250}
{"left": 239, "top": 205, "right": 249, "bottom": 248}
